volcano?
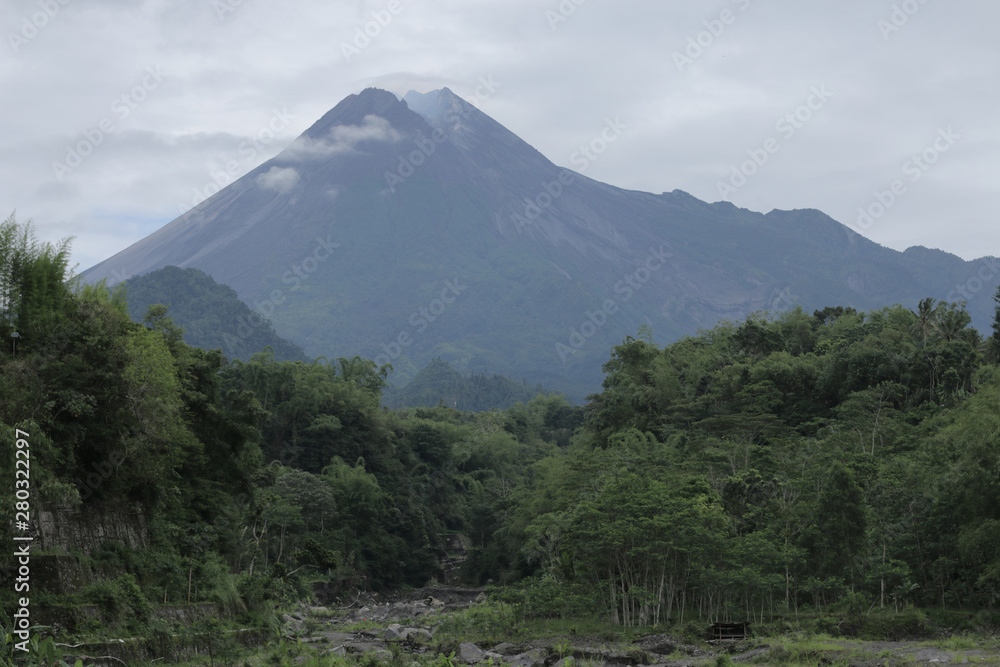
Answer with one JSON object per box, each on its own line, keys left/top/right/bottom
{"left": 83, "top": 87, "right": 1000, "bottom": 400}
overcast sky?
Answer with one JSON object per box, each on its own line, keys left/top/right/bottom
{"left": 1, "top": 0, "right": 997, "bottom": 273}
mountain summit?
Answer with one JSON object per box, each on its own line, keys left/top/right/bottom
{"left": 83, "top": 87, "right": 1000, "bottom": 399}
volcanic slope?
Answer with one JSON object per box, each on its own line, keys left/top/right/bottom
{"left": 83, "top": 87, "right": 1000, "bottom": 400}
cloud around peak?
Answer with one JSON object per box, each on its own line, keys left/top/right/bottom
{"left": 283, "top": 114, "right": 402, "bottom": 161}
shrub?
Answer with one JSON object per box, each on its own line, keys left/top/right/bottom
{"left": 79, "top": 573, "right": 151, "bottom": 629}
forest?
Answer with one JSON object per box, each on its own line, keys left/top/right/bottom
{"left": 2, "top": 212, "right": 1000, "bottom": 658}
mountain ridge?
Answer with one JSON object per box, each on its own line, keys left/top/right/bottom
{"left": 82, "top": 87, "right": 1000, "bottom": 400}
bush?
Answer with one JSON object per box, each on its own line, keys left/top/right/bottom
{"left": 79, "top": 573, "right": 151, "bottom": 630}
{"left": 841, "top": 608, "right": 928, "bottom": 640}
{"left": 520, "top": 575, "right": 601, "bottom": 619}
{"left": 198, "top": 555, "right": 243, "bottom": 614}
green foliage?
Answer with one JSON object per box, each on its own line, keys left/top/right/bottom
{"left": 80, "top": 573, "right": 152, "bottom": 628}
{"left": 0, "top": 625, "right": 72, "bottom": 667}
{"left": 384, "top": 358, "right": 549, "bottom": 411}
{"left": 6, "top": 207, "right": 1000, "bottom": 646}
{"left": 124, "top": 265, "right": 308, "bottom": 362}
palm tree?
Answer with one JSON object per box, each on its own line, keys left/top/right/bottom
{"left": 932, "top": 304, "right": 971, "bottom": 343}
{"left": 912, "top": 297, "right": 938, "bottom": 347}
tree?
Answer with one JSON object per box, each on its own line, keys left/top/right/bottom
{"left": 913, "top": 298, "right": 938, "bottom": 348}
{"left": 990, "top": 286, "right": 1000, "bottom": 363}
{"left": 810, "top": 463, "right": 867, "bottom": 586}
{"left": 0, "top": 212, "right": 74, "bottom": 346}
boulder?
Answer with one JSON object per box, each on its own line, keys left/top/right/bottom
{"left": 407, "top": 628, "right": 433, "bottom": 643}
{"left": 638, "top": 635, "right": 678, "bottom": 655}
{"left": 491, "top": 642, "right": 519, "bottom": 655}
{"left": 280, "top": 613, "right": 306, "bottom": 636}
{"left": 475, "top": 592, "right": 487, "bottom": 604}
{"left": 507, "top": 648, "right": 548, "bottom": 667}
{"left": 459, "top": 642, "right": 487, "bottom": 664}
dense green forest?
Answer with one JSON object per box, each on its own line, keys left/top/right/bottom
{"left": 382, "top": 358, "right": 548, "bottom": 412}
{"left": 124, "top": 266, "right": 544, "bottom": 411}
{"left": 123, "top": 265, "right": 308, "bottom": 363}
{"left": 3, "top": 212, "right": 1000, "bottom": 643}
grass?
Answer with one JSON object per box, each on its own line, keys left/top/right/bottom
{"left": 430, "top": 601, "right": 661, "bottom": 649}
{"left": 924, "top": 633, "right": 983, "bottom": 650}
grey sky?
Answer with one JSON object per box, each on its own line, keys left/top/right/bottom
{"left": 1, "top": 0, "right": 996, "bottom": 273}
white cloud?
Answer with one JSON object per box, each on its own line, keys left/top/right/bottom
{"left": 0, "top": 0, "right": 997, "bottom": 269}
{"left": 256, "top": 166, "right": 300, "bottom": 194}
{"left": 285, "top": 115, "right": 402, "bottom": 160}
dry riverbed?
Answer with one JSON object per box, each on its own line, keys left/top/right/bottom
{"left": 278, "top": 587, "right": 1000, "bottom": 666}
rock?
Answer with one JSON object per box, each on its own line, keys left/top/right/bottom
{"left": 638, "top": 635, "right": 678, "bottom": 655}
{"left": 383, "top": 624, "right": 404, "bottom": 640}
{"left": 475, "top": 592, "right": 487, "bottom": 604}
{"left": 407, "top": 628, "right": 433, "bottom": 643}
{"left": 507, "top": 648, "right": 548, "bottom": 667}
{"left": 324, "top": 646, "right": 347, "bottom": 657}
{"left": 459, "top": 642, "right": 486, "bottom": 664}
{"left": 428, "top": 597, "right": 445, "bottom": 608}
{"left": 280, "top": 612, "right": 306, "bottom": 637}
{"left": 491, "top": 642, "right": 518, "bottom": 655}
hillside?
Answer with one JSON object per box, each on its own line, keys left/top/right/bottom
{"left": 81, "top": 88, "right": 1000, "bottom": 402}
{"left": 383, "top": 358, "right": 548, "bottom": 411}
{"left": 6, "top": 214, "right": 1000, "bottom": 660}
{"left": 123, "top": 265, "right": 308, "bottom": 362}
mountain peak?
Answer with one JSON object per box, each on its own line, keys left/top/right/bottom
{"left": 81, "top": 89, "right": 1000, "bottom": 401}
{"left": 303, "top": 87, "right": 418, "bottom": 140}
{"left": 401, "top": 87, "right": 462, "bottom": 124}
